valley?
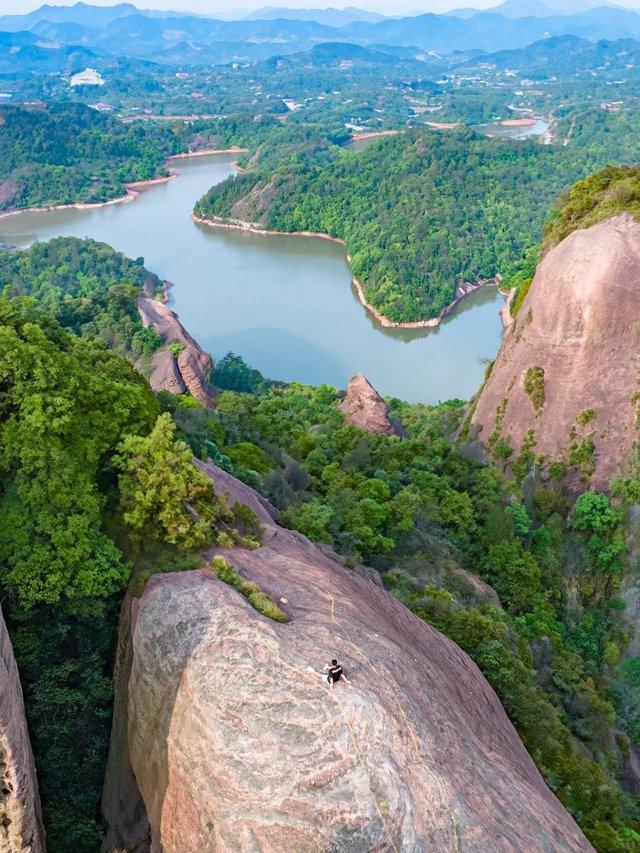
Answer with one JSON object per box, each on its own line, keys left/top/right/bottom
{"left": 0, "top": 152, "right": 505, "bottom": 403}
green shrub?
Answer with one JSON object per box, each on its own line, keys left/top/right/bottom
{"left": 511, "top": 278, "right": 532, "bottom": 319}
{"left": 523, "top": 366, "right": 545, "bottom": 415}
{"left": 569, "top": 438, "right": 596, "bottom": 479}
{"left": 543, "top": 163, "right": 640, "bottom": 250}
{"left": 211, "top": 556, "right": 289, "bottom": 622}
{"left": 230, "top": 501, "right": 264, "bottom": 547}
{"left": 247, "top": 591, "right": 289, "bottom": 623}
{"left": 167, "top": 341, "right": 186, "bottom": 357}
{"left": 487, "top": 397, "right": 509, "bottom": 458}
{"left": 512, "top": 428, "right": 537, "bottom": 483}
{"left": 577, "top": 409, "right": 597, "bottom": 427}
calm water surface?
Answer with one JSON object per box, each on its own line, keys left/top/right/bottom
{"left": 473, "top": 119, "right": 550, "bottom": 139}
{"left": 0, "top": 154, "right": 503, "bottom": 404}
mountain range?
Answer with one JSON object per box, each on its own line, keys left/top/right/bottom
{"left": 3, "top": 1, "right": 640, "bottom": 66}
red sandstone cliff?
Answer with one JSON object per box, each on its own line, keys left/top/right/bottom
{"left": 102, "top": 464, "right": 592, "bottom": 853}
{"left": 470, "top": 213, "right": 640, "bottom": 490}
{"left": 0, "top": 605, "right": 44, "bottom": 853}
{"left": 137, "top": 297, "right": 214, "bottom": 407}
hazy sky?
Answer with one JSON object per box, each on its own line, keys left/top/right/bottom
{"left": 3, "top": 0, "right": 640, "bottom": 17}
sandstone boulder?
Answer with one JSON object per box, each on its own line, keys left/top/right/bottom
{"left": 137, "top": 297, "right": 214, "bottom": 407}
{"left": 176, "top": 346, "right": 214, "bottom": 407}
{"left": 470, "top": 214, "right": 640, "bottom": 490}
{"left": 148, "top": 349, "right": 187, "bottom": 397}
{"left": 103, "top": 466, "right": 592, "bottom": 853}
{"left": 340, "top": 373, "right": 407, "bottom": 437}
{"left": 0, "top": 605, "right": 44, "bottom": 853}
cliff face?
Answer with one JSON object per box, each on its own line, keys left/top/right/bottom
{"left": 0, "top": 606, "right": 44, "bottom": 853}
{"left": 470, "top": 214, "right": 640, "bottom": 490}
{"left": 103, "top": 465, "right": 592, "bottom": 853}
{"left": 137, "top": 297, "right": 214, "bottom": 407}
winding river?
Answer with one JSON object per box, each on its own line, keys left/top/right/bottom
{"left": 0, "top": 153, "right": 504, "bottom": 404}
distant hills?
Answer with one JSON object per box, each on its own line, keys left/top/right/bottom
{"left": 459, "top": 31, "right": 640, "bottom": 75}
{"left": 0, "top": 30, "right": 104, "bottom": 75}
{"left": 3, "top": 1, "right": 640, "bottom": 67}
{"left": 244, "top": 6, "right": 388, "bottom": 26}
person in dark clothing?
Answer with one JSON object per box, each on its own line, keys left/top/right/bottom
{"left": 323, "top": 659, "right": 349, "bottom": 688}
{"left": 307, "top": 658, "right": 349, "bottom": 688}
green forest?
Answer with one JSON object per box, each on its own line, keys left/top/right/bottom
{"left": 195, "top": 109, "right": 640, "bottom": 323}
{"left": 0, "top": 103, "right": 178, "bottom": 210}
{"left": 1, "top": 236, "right": 639, "bottom": 851}
{"left": 6, "top": 96, "right": 640, "bottom": 328}
{"left": 0, "top": 103, "right": 289, "bottom": 212}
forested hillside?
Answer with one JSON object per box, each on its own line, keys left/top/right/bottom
{"left": 0, "top": 236, "right": 163, "bottom": 359}
{"left": 0, "top": 103, "right": 182, "bottom": 211}
{"left": 195, "top": 116, "right": 640, "bottom": 323}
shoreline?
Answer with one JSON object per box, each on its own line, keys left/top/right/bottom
{"left": 0, "top": 172, "right": 178, "bottom": 221}
{"left": 350, "top": 130, "right": 400, "bottom": 141}
{"left": 192, "top": 214, "right": 507, "bottom": 329}
{"left": 0, "top": 145, "right": 243, "bottom": 221}
{"left": 425, "top": 121, "right": 459, "bottom": 131}
{"left": 169, "top": 146, "right": 248, "bottom": 160}
{"left": 500, "top": 118, "right": 536, "bottom": 127}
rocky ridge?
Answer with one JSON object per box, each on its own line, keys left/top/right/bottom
{"left": 470, "top": 213, "right": 640, "bottom": 490}
{"left": 340, "top": 372, "right": 408, "bottom": 437}
{"left": 0, "top": 605, "right": 44, "bottom": 853}
{"left": 102, "top": 463, "right": 592, "bottom": 853}
{"left": 137, "top": 296, "right": 215, "bottom": 407}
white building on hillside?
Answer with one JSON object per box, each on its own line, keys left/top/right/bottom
{"left": 70, "top": 68, "right": 105, "bottom": 87}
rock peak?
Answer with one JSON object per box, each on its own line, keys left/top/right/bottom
{"left": 340, "top": 373, "right": 407, "bottom": 437}
{"left": 471, "top": 213, "right": 640, "bottom": 490}
{"left": 137, "top": 296, "right": 215, "bottom": 408}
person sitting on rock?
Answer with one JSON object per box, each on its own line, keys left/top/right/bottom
{"left": 323, "top": 659, "right": 349, "bottom": 688}
{"left": 307, "top": 659, "right": 349, "bottom": 688}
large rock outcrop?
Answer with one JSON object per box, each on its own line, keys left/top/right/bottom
{"left": 137, "top": 297, "right": 214, "bottom": 407}
{"left": 0, "top": 606, "right": 44, "bottom": 853}
{"left": 340, "top": 373, "right": 407, "bottom": 437}
{"left": 103, "top": 466, "right": 592, "bottom": 852}
{"left": 470, "top": 214, "right": 640, "bottom": 490}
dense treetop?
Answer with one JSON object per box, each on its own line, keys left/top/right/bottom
{"left": 0, "top": 236, "right": 162, "bottom": 360}
{"left": 0, "top": 102, "right": 183, "bottom": 210}
{"left": 543, "top": 162, "right": 640, "bottom": 250}
{"left": 196, "top": 112, "right": 640, "bottom": 323}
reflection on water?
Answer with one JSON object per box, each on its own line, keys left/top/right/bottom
{"left": 0, "top": 153, "right": 505, "bottom": 404}
{"left": 360, "top": 283, "right": 501, "bottom": 342}
{"left": 472, "top": 119, "right": 550, "bottom": 139}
